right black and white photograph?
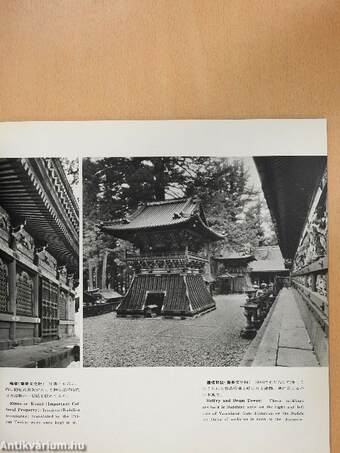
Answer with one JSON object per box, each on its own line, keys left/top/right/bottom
{"left": 83, "top": 155, "right": 327, "bottom": 368}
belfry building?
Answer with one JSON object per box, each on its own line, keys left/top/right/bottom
{"left": 101, "top": 197, "right": 223, "bottom": 317}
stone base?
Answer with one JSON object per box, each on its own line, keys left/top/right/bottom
{"left": 0, "top": 339, "right": 11, "bottom": 350}
{"left": 0, "top": 336, "right": 41, "bottom": 350}
{"left": 117, "top": 272, "right": 216, "bottom": 318}
{"left": 0, "top": 337, "right": 80, "bottom": 368}
{"left": 16, "top": 337, "right": 41, "bottom": 347}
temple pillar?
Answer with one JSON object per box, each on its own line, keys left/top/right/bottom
{"left": 66, "top": 293, "right": 71, "bottom": 336}
{"left": 32, "top": 274, "right": 39, "bottom": 338}
{"left": 94, "top": 264, "right": 98, "bottom": 289}
{"left": 8, "top": 259, "right": 16, "bottom": 344}
{"left": 88, "top": 259, "right": 94, "bottom": 290}
{"left": 102, "top": 250, "right": 108, "bottom": 290}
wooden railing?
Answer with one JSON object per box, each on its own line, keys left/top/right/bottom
{"left": 124, "top": 250, "right": 208, "bottom": 274}
{"left": 125, "top": 250, "right": 208, "bottom": 262}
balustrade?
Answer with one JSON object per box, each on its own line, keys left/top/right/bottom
{"left": 125, "top": 250, "right": 208, "bottom": 273}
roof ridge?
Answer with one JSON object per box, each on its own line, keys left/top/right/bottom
{"left": 256, "top": 245, "right": 280, "bottom": 250}
{"left": 100, "top": 196, "right": 224, "bottom": 242}
{"left": 145, "top": 197, "right": 191, "bottom": 206}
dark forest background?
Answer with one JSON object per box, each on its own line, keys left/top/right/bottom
{"left": 82, "top": 157, "right": 277, "bottom": 287}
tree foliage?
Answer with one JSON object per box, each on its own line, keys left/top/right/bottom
{"left": 60, "top": 157, "right": 79, "bottom": 203}
{"left": 83, "top": 157, "right": 277, "bottom": 265}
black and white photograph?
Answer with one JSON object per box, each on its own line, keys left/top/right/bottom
{"left": 0, "top": 158, "right": 80, "bottom": 367}
{"left": 83, "top": 155, "right": 328, "bottom": 368}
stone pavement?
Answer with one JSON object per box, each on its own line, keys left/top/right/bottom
{"left": 241, "top": 287, "right": 319, "bottom": 366}
{"left": 0, "top": 337, "right": 80, "bottom": 368}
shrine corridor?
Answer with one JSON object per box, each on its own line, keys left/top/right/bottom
{"left": 84, "top": 295, "right": 252, "bottom": 367}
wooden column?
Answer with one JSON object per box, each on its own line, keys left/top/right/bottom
{"left": 66, "top": 292, "right": 71, "bottom": 336}
{"left": 70, "top": 294, "right": 75, "bottom": 336}
{"left": 205, "top": 242, "right": 212, "bottom": 276}
{"left": 8, "top": 259, "right": 16, "bottom": 344}
{"left": 32, "top": 274, "right": 39, "bottom": 338}
{"left": 94, "top": 264, "right": 98, "bottom": 289}
{"left": 102, "top": 250, "right": 108, "bottom": 290}
{"left": 57, "top": 286, "right": 62, "bottom": 339}
{"left": 88, "top": 259, "right": 93, "bottom": 290}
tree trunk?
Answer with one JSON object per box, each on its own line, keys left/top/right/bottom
{"left": 153, "top": 158, "right": 166, "bottom": 200}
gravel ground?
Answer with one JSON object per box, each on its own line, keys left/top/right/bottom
{"left": 83, "top": 294, "right": 252, "bottom": 367}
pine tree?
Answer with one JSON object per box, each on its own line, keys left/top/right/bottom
{"left": 82, "top": 157, "right": 277, "bottom": 290}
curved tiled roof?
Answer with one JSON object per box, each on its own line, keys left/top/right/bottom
{"left": 214, "top": 246, "right": 288, "bottom": 273}
{"left": 249, "top": 245, "right": 287, "bottom": 273}
{"left": 214, "top": 253, "right": 255, "bottom": 263}
{"left": 249, "top": 260, "right": 287, "bottom": 273}
{"left": 101, "top": 197, "right": 224, "bottom": 242}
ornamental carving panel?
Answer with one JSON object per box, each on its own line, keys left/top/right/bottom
{"left": 316, "top": 273, "right": 327, "bottom": 297}
{"left": 0, "top": 258, "right": 9, "bottom": 313}
{"left": 58, "top": 265, "right": 68, "bottom": 284}
{"left": 127, "top": 253, "right": 207, "bottom": 274}
{"left": 41, "top": 280, "right": 59, "bottom": 337}
{"left": 294, "top": 276, "right": 304, "bottom": 286}
{"left": 294, "top": 201, "right": 327, "bottom": 271}
{"left": 16, "top": 270, "right": 33, "bottom": 316}
{"left": 0, "top": 206, "right": 10, "bottom": 247}
{"left": 13, "top": 227, "right": 35, "bottom": 262}
{"left": 59, "top": 291, "right": 67, "bottom": 320}
{"left": 306, "top": 274, "right": 314, "bottom": 289}
{"left": 67, "top": 294, "right": 75, "bottom": 321}
{"left": 37, "top": 249, "right": 57, "bottom": 277}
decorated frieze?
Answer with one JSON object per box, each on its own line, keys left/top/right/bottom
{"left": 294, "top": 199, "right": 327, "bottom": 272}
{"left": 12, "top": 226, "right": 35, "bottom": 263}
{"left": 59, "top": 291, "right": 67, "bottom": 320}
{"left": 36, "top": 248, "right": 57, "bottom": 277}
{"left": 0, "top": 206, "right": 11, "bottom": 247}
{"left": 292, "top": 272, "right": 327, "bottom": 299}
{"left": 58, "top": 265, "right": 68, "bottom": 285}
{"left": 294, "top": 275, "right": 305, "bottom": 286}
{"left": 305, "top": 274, "right": 314, "bottom": 289}
{"left": 42, "top": 159, "right": 79, "bottom": 232}
{"left": 126, "top": 253, "right": 207, "bottom": 274}
{"left": 16, "top": 270, "right": 34, "bottom": 316}
{"left": 316, "top": 273, "right": 327, "bottom": 298}
{"left": 0, "top": 257, "right": 9, "bottom": 313}
{"left": 292, "top": 173, "right": 328, "bottom": 308}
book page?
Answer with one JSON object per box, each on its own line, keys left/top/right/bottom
{"left": 0, "top": 119, "right": 329, "bottom": 453}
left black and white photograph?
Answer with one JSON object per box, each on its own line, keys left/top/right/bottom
{"left": 0, "top": 158, "right": 80, "bottom": 368}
